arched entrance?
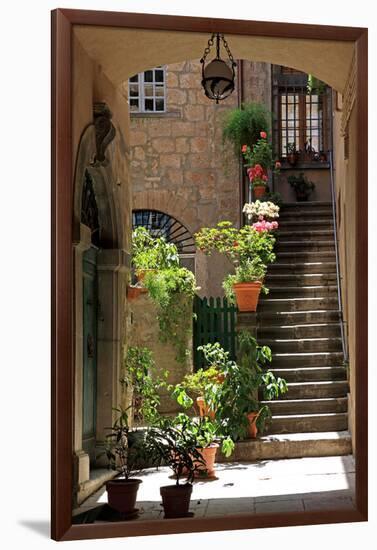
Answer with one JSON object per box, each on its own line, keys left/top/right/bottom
{"left": 72, "top": 114, "right": 129, "bottom": 504}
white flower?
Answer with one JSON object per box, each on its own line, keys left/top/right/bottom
{"left": 243, "top": 201, "right": 280, "bottom": 220}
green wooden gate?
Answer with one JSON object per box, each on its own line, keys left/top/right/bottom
{"left": 193, "top": 295, "right": 237, "bottom": 370}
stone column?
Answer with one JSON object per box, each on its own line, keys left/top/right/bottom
{"left": 73, "top": 224, "right": 92, "bottom": 489}
{"left": 95, "top": 248, "right": 130, "bottom": 463}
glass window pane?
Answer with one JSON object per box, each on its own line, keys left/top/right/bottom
{"left": 129, "top": 84, "right": 139, "bottom": 97}
{"left": 155, "top": 85, "right": 164, "bottom": 96}
{"left": 144, "top": 84, "right": 154, "bottom": 97}
{"left": 155, "top": 69, "right": 164, "bottom": 83}
{"left": 155, "top": 98, "right": 165, "bottom": 111}
{"left": 129, "top": 74, "right": 139, "bottom": 82}
{"left": 130, "top": 98, "right": 139, "bottom": 111}
{"left": 144, "top": 98, "right": 154, "bottom": 111}
{"left": 144, "top": 70, "right": 153, "bottom": 82}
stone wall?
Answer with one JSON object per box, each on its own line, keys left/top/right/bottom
{"left": 129, "top": 292, "right": 194, "bottom": 415}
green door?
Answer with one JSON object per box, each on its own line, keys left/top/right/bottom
{"left": 82, "top": 246, "right": 98, "bottom": 462}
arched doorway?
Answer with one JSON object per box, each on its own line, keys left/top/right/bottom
{"left": 81, "top": 171, "right": 99, "bottom": 462}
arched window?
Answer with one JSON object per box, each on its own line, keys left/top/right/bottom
{"left": 132, "top": 209, "right": 196, "bottom": 272}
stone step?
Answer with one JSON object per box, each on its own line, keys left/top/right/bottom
{"left": 258, "top": 323, "right": 341, "bottom": 339}
{"left": 280, "top": 201, "right": 332, "bottom": 211}
{"left": 265, "top": 412, "right": 348, "bottom": 434}
{"left": 217, "top": 431, "right": 352, "bottom": 462}
{"left": 265, "top": 273, "right": 337, "bottom": 286}
{"left": 261, "top": 337, "right": 342, "bottom": 353}
{"left": 276, "top": 240, "right": 335, "bottom": 252}
{"left": 277, "top": 219, "right": 333, "bottom": 232}
{"left": 274, "top": 251, "right": 336, "bottom": 262}
{"left": 254, "top": 310, "right": 341, "bottom": 326}
{"left": 268, "top": 262, "right": 336, "bottom": 274}
{"left": 280, "top": 380, "right": 348, "bottom": 399}
{"left": 262, "top": 396, "right": 348, "bottom": 414}
{"left": 271, "top": 351, "right": 344, "bottom": 368}
{"left": 270, "top": 366, "right": 346, "bottom": 382}
{"left": 258, "top": 296, "right": 339, "bottom": 312}
{"left": 267, "top": 285, "right": 338, "bottom": 299}
{"left": 277, "top": 229, "right": 334, "bottom": 241}
{"left": 279, "top": 209, "right": 333, "bottom": 220}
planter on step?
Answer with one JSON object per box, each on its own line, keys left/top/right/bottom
{"left": 233, "top": 281, "right": 262, "bottom": 312}
{"left": 106, "top": 478, "right": 142, "bottom": 517}
{"left": 246, "top": 411, "right": 259, "bottom": 438}
{"left": 160, "top": 484, "right": 193, "bottom": 518}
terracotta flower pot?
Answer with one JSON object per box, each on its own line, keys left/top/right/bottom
{"left": 196, "top": 396, "right": 216, "bottom": 420}
{"left": 106, "top": 478, "right": 142, "bottom": 516}
{"left": 247, "top": 412, "right": 259, "bottom": 438}
{"left": 135, "top": 269, "right": 156, "bottom": 282}
{"left": 127, "top": 286, "right": 145, "bottom": 300}
{"left": 233, "top": 281, "right": 262, "bottom": 312}
{"left": 253, "top": 185, "right": 266, "bottom": 199}
{"left": 194, "top": 443, "right": 219, "bottom": 478}
{"left": 160, "top": 484, "right": 193, "bottom": 518}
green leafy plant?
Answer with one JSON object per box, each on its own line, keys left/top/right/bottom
{"left": 223, "top": 257, "right": 268, "bottom": 304}
{"left": 204, "top": 333, "right": 288, "bottom": 441}
{"left": 222, "top": 102, "right": 271, "bottom": 155}
{"left": 121, "top": 347, "right": 167, "bottom": 424}
{"left": 144, "top": 267, "right": 197, "bottom": 363}
{"left": 103, "top": 407, "right": 149, "bottom": 479}
{"left": 132, "top": 226, "right": 179, "bottom": 272}
{"left": 307, "top": 75, "right": 327, "bottom": 95}
{"left": 172, "top": 365, "right": 220, "bottom": 408}
{"left": 195, "top": 221, "right": 276, "bottom": 267}
{"left": 288, "top": 172, "right": 315, "bottom": 200}
{"left": 145, "top": 416, "right": 205, "bottom": 485}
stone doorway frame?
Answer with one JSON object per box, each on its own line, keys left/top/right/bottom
{"left": 51, "top": 9, "right": 367, "bottom": 541}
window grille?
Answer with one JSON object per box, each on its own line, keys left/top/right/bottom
{"left": 128, "top": 67, "right": 166, "bottom": 113}
{"left": 132, "top": 210, "right": 195, "bottom": 254}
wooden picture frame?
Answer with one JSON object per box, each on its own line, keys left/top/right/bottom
{"left": 51, "top": 8, "right": 368, "bottom": 541}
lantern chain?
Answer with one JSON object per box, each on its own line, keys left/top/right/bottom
{"left": 200, "top": 33, "right": 215, "bottom": 64}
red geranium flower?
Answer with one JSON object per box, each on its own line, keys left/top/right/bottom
{"left": 241, "top": 145, "right": 247, "bottom": 153}
{"left": 260, "top": 131, "right": 267, "bottom": 139}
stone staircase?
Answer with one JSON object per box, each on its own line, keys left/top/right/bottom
{"left": 226, "top": 202, "right": 352, "bottom": 462}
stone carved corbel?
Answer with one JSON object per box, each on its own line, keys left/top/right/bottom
{"left": 93, "top": 102, "right": 116, "bottom": 165}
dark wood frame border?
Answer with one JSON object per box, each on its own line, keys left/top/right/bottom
{"left": 51, "top": 8, "right": 368, "bottom": 541}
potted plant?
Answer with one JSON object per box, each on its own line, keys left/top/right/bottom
{"left": 286, "top": 142, "right": 298, "bottom": 165}
{"left": 288, "top": 172, "right": 316, "bottom": 201}
{"left": 223, "top": 257, "right": 267, "bottom": 312}
{"left": 210, "top": 333, "right": 288, "bottom": 441}
{"left": 131, "top": 226, "right": 179, "bottom": 281}
{"left": 121, "top": 346, "right": 167, "bottom": 425}
{"left": 145, "top": 418, "right": 205, "bottom": 518}
{"left": 104, "top": 407, "right": 147, "bottom": 518}
{"left": 243, "top": 200, "right": 280, "bottom": 223}
{"left": 195, "top": 221, "right": 276, "bottom": 312}
{"left": 172, "top": 342, "right": 228, "bottom": 418}
{"left": 241, "top": 132, "right": 279, "bottom": 199}
{"left": 222, "top": 102, "right": 271, "bottom": 155}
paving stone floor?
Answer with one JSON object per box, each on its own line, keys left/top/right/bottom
{"left": 73, "top": 455, "right": 355, "bottom": 522}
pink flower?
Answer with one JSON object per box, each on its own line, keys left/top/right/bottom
{"left": 260, "top": 131, "right": 267, "bottom": 139}
{"left": 252, "top": 220, "right": 279, "bottom": 232}
{"left": 241, "top": 145, "right": 248, "bottom": 153}
{"left": 262, "top": 174, "right": 268, "bottom": 182}
{"left": 275, "top": 160, "right": 281, "bottom": 169}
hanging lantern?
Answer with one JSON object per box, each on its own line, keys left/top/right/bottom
{"left": 200, "top": 33, "right": 236, "bottom": 103}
